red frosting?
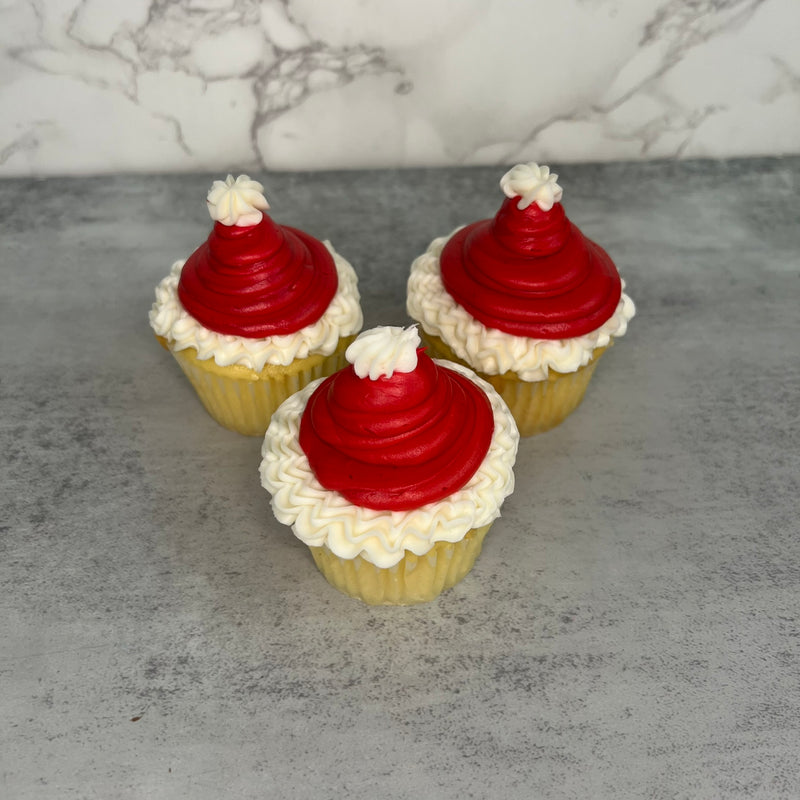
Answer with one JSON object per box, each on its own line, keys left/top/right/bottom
{"left": 177, "top": 214, "right": 338, "bottom": 338}
{"left": 439, "top": 196, "right": 621, "bottom": 339}
{"left": 299, "top": 349, "right": 494, "bottom": 511}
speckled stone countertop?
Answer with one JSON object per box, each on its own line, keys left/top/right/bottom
{"left": 2, "top": 159, "right": 799, "bottom": 800}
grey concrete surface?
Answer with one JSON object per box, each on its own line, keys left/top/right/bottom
{"left": 1, "top": 159, "right": 799, "bottom": 799}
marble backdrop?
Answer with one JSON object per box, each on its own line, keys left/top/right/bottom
{"left": 1, "top": 0, "right": 798, "bottom": 176}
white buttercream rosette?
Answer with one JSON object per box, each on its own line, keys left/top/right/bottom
{"left": 207, "top": 174, "right": 270, "bottom": 227}
{"left": 259, "top": 328, "right": 519, "bottom": 569}
{"left": 500, "top": 162, "right": 563, "bottom": 211}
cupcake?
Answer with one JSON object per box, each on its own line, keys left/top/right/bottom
{"left": 260, "top": 326, "right": 518, "bottom": 605}
{"left": 150, "top": 174, "right": 363, "bottom": 436}
{"left": 407, "top": 163, "right": 635, "bottom": 436}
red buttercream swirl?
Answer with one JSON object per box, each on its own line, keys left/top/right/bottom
{"left": 177, "top": 214, "right": 338, "bottom": 338}
{"left": 439, "top": 197, "right": 621, "bottom": 339}
{"left": 299, "top": 349, "right": 494, "bottom": 511}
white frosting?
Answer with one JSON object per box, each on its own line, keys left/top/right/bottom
{"left": 500, "top": 162, "right": 563, "bottom": 211}
{"left": 345, "top": 325, "right": 420, "bottom": 380}
{"left": 149, "top": 242, "right": 363, "bottom": 371}
{"left": 207, "top": 174, "right": 270, "bottom": 227}
{"left": 260, "top": 360, "right": 519, "bottom": 569}
{"left": 406, "top": 231, "right": 636, "bottom": 382}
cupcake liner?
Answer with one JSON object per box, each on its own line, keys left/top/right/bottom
{"left": 164, "top": 336, "right": 355, "bottom": 436}
{"left": 421, "top": 331, "right": 607, "bottom": 437}
{"left": 308, "top": 524, "right": 492, "bottom": 605}
{"left": 487, "top": 356, "right": 604, "bottom": 436}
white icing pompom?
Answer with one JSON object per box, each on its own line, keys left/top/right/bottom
{"left": 345, "top": 326, "right": 420, "bottom": 380}
{"left": 207, "top": 174, "right": 270, "bottom": 227}
{"left": 500, "top": 163, "right": 563, "bottom": 212}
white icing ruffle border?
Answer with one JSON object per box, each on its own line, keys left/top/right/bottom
{"left": 406, "top": 230, "right": 635, "bottom": 382}
{"left": 149, "top": 242, "right": 363, "bottom": 371}
{"left": 259, "top": 360, "right": 519, "bottom": 569}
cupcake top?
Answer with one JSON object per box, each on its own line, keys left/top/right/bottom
{"left": 150, "top": 175, "right": 362, "bottom": 370}
{"left": 260, "top": 326, "right": 518, "bottom": 568}
{"left": 299, "top": 326, "right": 495, "bottom": 511}
{"left": 407, "top": 163, "right": 635, "bottom": 380}
{"left": 178, "top": 174, "right": 338, "bottom": 337}
{"left": 441, "top": 163, "right": 621, "bottom": 339}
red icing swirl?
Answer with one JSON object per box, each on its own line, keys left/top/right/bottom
{"left": 177, "top": 215, "right": 338, "bottom": 338}
{"left": 440, "top": 197, "right": 621, "bottom": 339}
{"left": 299, "top": 349, "right": 494, "bottom": 511}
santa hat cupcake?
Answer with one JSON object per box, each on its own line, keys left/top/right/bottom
{"left": 407, "top": 163, "right": 635, "bottom": 436}
{"left": 150, "top": 174, "right": 362, "bottom": 436}
{"left": 260, "top": 326, "right": 518, "bottom": 605}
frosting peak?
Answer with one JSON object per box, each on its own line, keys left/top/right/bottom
{"left": 207, "top": 174, "right": 269, "bottom": 227}
{"left": 439, "top": 166, "right": 622, "bottom": 340}
{"left": 298, "top": 332, "right": 495, "bottom": 511}
{"left": 501, "top": 162, "right": 563, "bottom": 212}
{"left": 345, "top": 326, "right": 420, "bottom": 380}
{"left": 177, "top": 176, "right": 339, "bottom": 339}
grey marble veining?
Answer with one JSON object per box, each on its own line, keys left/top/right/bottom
{"left": 2, "top": 158, "right": 799, "bottom": 799}
{"left": 1, "top": 0, "right": 799, "bottom": 175}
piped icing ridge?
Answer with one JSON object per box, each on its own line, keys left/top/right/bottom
{"left": 439, "top": 162, "right": 622, "bottom": 340}
{"left": 298, "top": 326, "right": 495, "bottom": 512}
{"left": 176, "top": 174, "right": 338, "bottom": 338}
{"left": 149, "top": 244, "right": 362, "bottom": 371}
{"left": 407, "top": 232, "right": 634, "bottom": 381}
{"left": 261, "top": 359, "right": 518, "bottom": 569}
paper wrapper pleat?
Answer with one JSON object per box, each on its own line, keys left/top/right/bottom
{"left": 309, "top": 524, "right": 492, "bottom": 605}
{"left": 421, "top": 332, "right": 607, "bottom": 437}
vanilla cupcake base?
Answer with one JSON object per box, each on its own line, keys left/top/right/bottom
{"left": 309, "top": 524, "right": 492, "bottom": 605}
{"left": 158, "top": 335, "right": 355, "bottom": 436}
{"left": 420, "top": 331, "right": 607, "bottom": 437}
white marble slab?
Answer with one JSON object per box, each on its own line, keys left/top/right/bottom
{"left": 1, "top": 1, "right": 799, "bottom": 174}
